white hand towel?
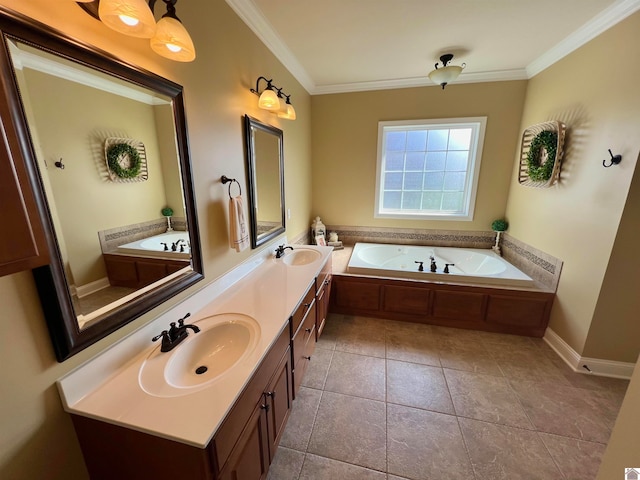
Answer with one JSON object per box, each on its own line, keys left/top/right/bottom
{"left": 229, "top": 195, "right": 250, "bottom": 252}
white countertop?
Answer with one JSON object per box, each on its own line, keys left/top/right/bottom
{"left": 57, "top": 244, "right": 333, "bottom": 449}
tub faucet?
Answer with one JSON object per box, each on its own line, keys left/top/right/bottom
{"left": 414, "top": 261, "right": 424, "bottom": 272}
{"left": 429, "top": 256, "right": 438, "bottom": 272}
{"left": 444, "top": 263, "right": 455, "bottom": 274}
{"left": 160, "top": 242, "right": 169, "bottom": 251}
{"left": 275, "top": 244, "right": 294, "bottom": 258}
{"left": 152, "top": 313, "right": 200, "bottom": 352}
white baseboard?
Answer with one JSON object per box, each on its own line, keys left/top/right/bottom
{"left": 75, "top": 277, "right": 111, "bottom": 298}
{"left": 543, "top": 328, "right": 636, "bottom": 379}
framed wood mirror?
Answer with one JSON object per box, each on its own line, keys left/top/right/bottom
{"left": 0, "top": 8, "right": 203, "bottom": 361}
{"left": 244, "top": 115, "right": 285, "bottom": 248}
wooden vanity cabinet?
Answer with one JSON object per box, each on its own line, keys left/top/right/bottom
{"left": 290, "top": 283, "right": 317, "bottom": 397}
{"left": 0, "top": 119, "right": 49, "bottom": 277}
{"left": 71, "top": 325, "right": 293, "bottom": 480}
{"left": 103, "top": 253, "right": 190, "bottom": 289}
{"left": 315, "top": 255, "right": 332, "bottom": 340}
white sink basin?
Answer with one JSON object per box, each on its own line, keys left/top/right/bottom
{"left": 139, "top": 313, "right": 260, "bottom": 397}
{"left": 282, "top": 248, "right": 321, "bottom": 266}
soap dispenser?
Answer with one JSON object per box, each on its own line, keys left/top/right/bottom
{"left": 311, "top": 216, "right": 326, "bottom": 245}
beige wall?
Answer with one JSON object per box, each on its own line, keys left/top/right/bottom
{"left": 23, "top": 69, "right": 169, "bottom": 286}
{"left": 154, "top": 104, "right": 186, "bottom": 220}
{"left": 505, "top": 11, "right": 640, "bottom": 360}
{"left": 0, "top": 0, "right": 312, "bottom": 478}
{"left": 597, "top": 358, "right": 640, "bottom": 477}
{"left": 310, "top": 81, "right": 527, "bottom": 231}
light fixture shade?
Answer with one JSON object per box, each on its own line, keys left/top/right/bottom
{"left": 428, "top": 65, "right": 463, "bottom": 88}
{"left": 98, "top": 0, "right": 156, "bottom": 38}
{"left": 150, "top": 16, "right": 196, "bottom": 62}
{"left": 258, "top": 89, "right": 281, "bottom": 111}
{"left": 278, "top": 103, "right": 296, "bottom": 120}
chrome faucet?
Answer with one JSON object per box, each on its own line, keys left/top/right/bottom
{"left": 152, "top": 313, "right": 200, "bottom": 352}
{"left": 275, "top": 244, "right": 294, "bottom": 258}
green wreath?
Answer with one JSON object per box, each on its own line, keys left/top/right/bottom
{"left": 526, "top": 130, "right": 557, "bottom": 182}
{"left": 107, "top": 143, "right": 141, "bottom": 179}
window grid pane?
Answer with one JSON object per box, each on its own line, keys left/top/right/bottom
{"left": 382, "top": 125, "right": 473, "bottom": 214}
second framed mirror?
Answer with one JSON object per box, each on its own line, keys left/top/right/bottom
{"left": 244, "top": 115, "right": 285, "bottom": 248}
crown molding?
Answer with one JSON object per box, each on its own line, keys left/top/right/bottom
{"left": 312, "top": 69, "right": 528, "bottom": 95}
{"left": 224, "top": 0, "right": 315, "bottom": 93}
{"left": 227, "top": 0, "right": 640, "bottom": 95}
{"left": 9, "top": 41, "right": 168, "bottom": 105}
{"left": 527, "top": 0, "right": 640, "bottom": 77}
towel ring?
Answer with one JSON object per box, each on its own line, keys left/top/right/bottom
{"left": 221, "top": 175, "right": 242, "bottom": 198}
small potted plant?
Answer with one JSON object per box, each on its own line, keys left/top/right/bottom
{"left": 491, "top": 219, "right": 508, "bottom": 256}
{"left": 162, "top": 206, "right": 174, "bottom": 232}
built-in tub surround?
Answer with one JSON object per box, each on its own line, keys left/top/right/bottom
{"left": 117, "top": 231, "right": 191, "bottom": 259}
{"left": 57, "top": 243, "right": 332, "bottom": 448}
{"left": 98, "top": 217, "right": 187, "bottom": 254}
{"left": 348, "top": 242, "right": 534, "bottom": 287}
{"left": 327, "top": 225, "right": 562, "bottom": 291}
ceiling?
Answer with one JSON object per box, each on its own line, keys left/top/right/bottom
{"left": 225, "top": 0, "right": 640, "bottom": 94}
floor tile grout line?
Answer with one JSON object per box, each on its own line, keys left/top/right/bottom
{"left": 455, "top": 416, "right": 480, "bottom": 480}
{"left": 535, "top": 429, "right": 569, "bottom": 480}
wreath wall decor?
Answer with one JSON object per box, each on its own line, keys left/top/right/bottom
{"left": 104, "top": 137, "right": 148, "bottom": 182}
{"left": 518, "top": 121, "right": 566, "bottom": 188}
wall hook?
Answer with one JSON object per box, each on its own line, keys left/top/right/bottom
{"left": 54, "top": 158, "right": 65, "bottom": 169}
{"left": 603, "top": 149, "right": 622, "bottom": 168}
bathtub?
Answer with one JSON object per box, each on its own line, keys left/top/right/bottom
{"left": 116, "top": 232, "right": 191, "bottom": 259}
{"left": 347, "top": 242, "right": 534, "bottom": 287}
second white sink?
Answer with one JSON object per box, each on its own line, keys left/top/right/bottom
{"left": 282, "top": 248, "right": 321, "bottom": 266}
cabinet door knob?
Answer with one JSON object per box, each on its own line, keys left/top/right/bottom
{"left": 260, "top": 403, "right": 270, "bottom": 412}
{"left": 305, "top": 328, "right": 312, "bottom": 333}
{"left": 303, "top": 355, "right": 311, "bottom": 360}
{"left": 304, "top": 302, "right": 311, "bottom": 308}
{"left": 266, "top": 391, "right": 275, "bottom": 398}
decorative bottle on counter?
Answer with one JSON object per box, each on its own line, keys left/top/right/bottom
{"left": 311, "top": 216, "right": 326, "bottom": 245}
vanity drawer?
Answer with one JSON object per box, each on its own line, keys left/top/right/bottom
{"left": 291, "top": 283, "right": 315, "bottom": 334}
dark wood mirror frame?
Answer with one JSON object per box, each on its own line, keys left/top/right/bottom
{"left": 244, "top": 115, "right": 285, "bottom": 248}
{"left": 0, "top": 8, "right": 204, "bottom": 361}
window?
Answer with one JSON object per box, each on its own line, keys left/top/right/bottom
{"left": 375, "top": 117, "right": 486, "bottom": 220}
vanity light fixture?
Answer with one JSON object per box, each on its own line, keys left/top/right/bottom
{"left": 250, "top": 76, "right": 296, "bottom": 120}
{"left": 77, "top": 0, "right": 196, "bottom": 62}
{"left": 428, "top": 53, "right": 465, "bottom": 89}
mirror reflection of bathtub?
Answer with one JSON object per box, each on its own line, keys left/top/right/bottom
{"left": 116, "top": 232, "right": 191, "bottom": 259}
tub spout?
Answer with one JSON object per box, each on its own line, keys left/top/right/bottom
{"left": 429, "top": 256, "right": 437, "bottom": 272}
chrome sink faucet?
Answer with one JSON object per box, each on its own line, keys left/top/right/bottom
{"left": 152, "top": 313, "right": 200, "bottom": 352}
{"left": 275, "top": 244, "right": 294, "bottom": 258}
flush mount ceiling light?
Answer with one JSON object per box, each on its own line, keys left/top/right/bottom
{"left": 77, "top": 0, "right": 196, "bottom": 62}
{"left": 250, "top": 77, "right": 296, "bottom": 120}
{"left": 428, "top": 53, "right": 465, "bottom": 89}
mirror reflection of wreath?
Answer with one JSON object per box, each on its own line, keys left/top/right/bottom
{"left": 107, "top": 142, "right": 142, "bottom": 179}
{"left": 526, "top": 130, "right": 557, "bottom": 182}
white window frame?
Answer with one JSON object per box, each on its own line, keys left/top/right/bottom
{"left": 375, "top": 117, "right": 487, "bottom": 221}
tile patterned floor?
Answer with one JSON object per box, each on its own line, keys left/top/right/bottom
{"left": 267, "top": 314, "right": 629, "bottom": 480}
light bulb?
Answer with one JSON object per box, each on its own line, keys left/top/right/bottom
{"left": 118, "top": 15, "right": 139, "bottom": 27}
